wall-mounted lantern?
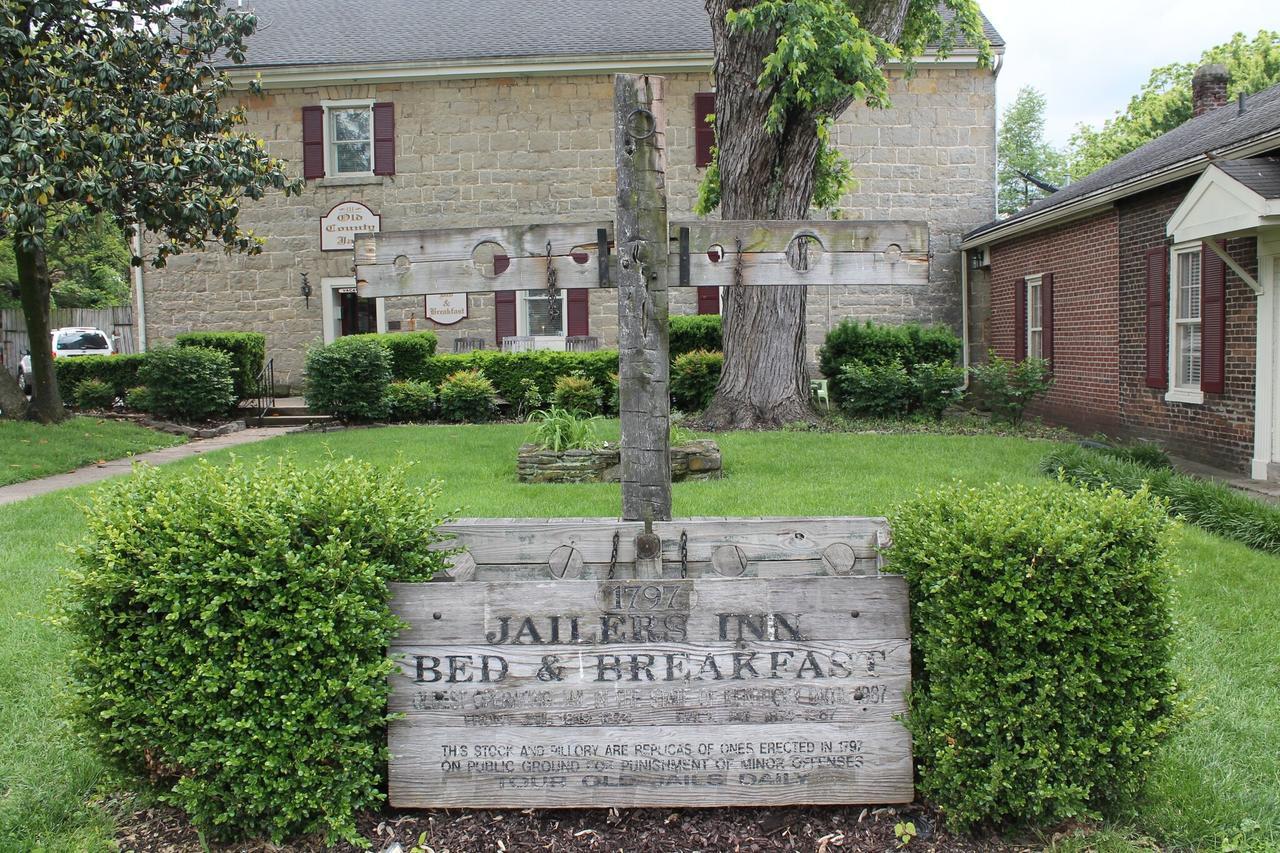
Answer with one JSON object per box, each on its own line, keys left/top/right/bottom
{"left": 299, "top": 272, "right": 312, "bottom": 308}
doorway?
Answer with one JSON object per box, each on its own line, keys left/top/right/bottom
{"left": 321, "top": 277, "right": 386, "bottom": 343}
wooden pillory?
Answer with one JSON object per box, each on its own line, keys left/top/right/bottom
{"left": 358, "top": 75, "right": 925, "bottom": 809}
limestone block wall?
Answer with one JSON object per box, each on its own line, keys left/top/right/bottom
{"left": 139, "top": 65, "right": 997, "bottom": 384}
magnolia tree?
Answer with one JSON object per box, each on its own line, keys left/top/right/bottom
{"left": 697, "top": 0, "right": 989, "bottom": 428}
{"left": 0, "top": 0, "right": 298, "bottom": 422}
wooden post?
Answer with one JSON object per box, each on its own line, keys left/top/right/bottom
{"left": 614, "top": 74, "right": 672, "bottom": 522}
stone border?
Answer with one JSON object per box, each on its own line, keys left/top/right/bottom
{"left": 517, "top": 439, "right": 722, "bottom": 484}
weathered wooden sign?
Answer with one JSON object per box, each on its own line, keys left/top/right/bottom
{"left": 321, "top": 200, "right": 380, "bottom": 252}
{"left": 387, "top": 517, "right": 911, "bottom": 808}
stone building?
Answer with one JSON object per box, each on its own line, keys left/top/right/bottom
{"left": 136, "top": 0, "right": 1004, "bottom": 387}
{"left": 964, "top": 68, "right": 1280, "bottom": 478}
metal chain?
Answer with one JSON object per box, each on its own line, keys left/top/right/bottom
{"left": 545, "top": 240, "right": 560, "bottom": 319}
{"left": 679, "top": 530, "right": 688, "bottom": 579}
{"left": 608, "top": 530, "right": 620, "bottom": 580}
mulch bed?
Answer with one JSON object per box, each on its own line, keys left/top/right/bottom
{"left": 111, "top": 801, "right": 1049, "bottom": 853}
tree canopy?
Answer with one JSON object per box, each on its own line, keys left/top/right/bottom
{"left": 1069, "top": 30, "right": 1280, "bottom": 178}
{"left": 996, "top": 86, "right": 1067, "bottom": 216}
{"left": 0, "top": 213, "right": 131, "bottom": 309}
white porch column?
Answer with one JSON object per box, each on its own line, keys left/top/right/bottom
{"left": 1255, "top": 228, "right": 1280, "bottom": 480}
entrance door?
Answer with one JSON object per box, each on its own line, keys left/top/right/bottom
{"left": 321, "top": 277, "right": 386, "bottom": 344}
{"left": 339, "top": 289, "right": 379, "bottom": 336}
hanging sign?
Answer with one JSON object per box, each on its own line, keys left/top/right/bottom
{"left": 424, "top": 293, "right": 468, "bottom": 325}
{"left": 321, "top": 201, "right": 381, "bottom": 252}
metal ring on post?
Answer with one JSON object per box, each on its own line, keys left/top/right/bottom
{"left": 625, "top": 107, "right": 657, "bottom": 140}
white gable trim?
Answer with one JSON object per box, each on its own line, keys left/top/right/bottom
{"left": 1167, "top": 164, "right": 1280, "bottom": 244}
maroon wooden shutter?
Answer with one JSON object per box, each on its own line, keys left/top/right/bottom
{"left": 1144, "top": 246, "right": 1169, "bottom": 389}
{"left": 1013, "top": 277, "right": 1027, "bottom": 361}
{"left": 1040, "top": 272, "right": 1054, "bottom": 365}
{"left": 372, "top": 102, "right": 395, "bottom": 176}
{"left": 1200, "top": 244, "right": 1227, "bottom": 394}
{"left": 694, "top": 92, "right": 715, "bottom": 168}
{"left": 302, "top": 106, "right": 325, "bottom": 179}
{"left": 494, "top": 291, "right": 516, "bottom": 344}
{"left": 697, "top": 286, "right": 719, "bottom": 314}
{"left": 567, "top": 289, "right": 590, "bottom": 337}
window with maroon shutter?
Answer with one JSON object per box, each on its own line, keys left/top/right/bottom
{"left": 372, "top": 102, "right": 395, "bottom": 176}
{"left": 1200, "top": 245, "right": 1226, "bottom": 394}
{"left": 302, "top": 106, "right": 325, "bottom": 179}
{"left": 697, "top": 286, "right": 719, "bottom": 315}
{"left": 494, "top": 291, "right": 517, "bottom": 345}
{"left": 1040, "top": 272, "right": 1054, "bottom": 365}
{"left": 567, "top": 289, "right": 590, "bottom": 337}
{"left": 1013, "top": 277, "right": 1027, "bottom": 360}
{"left": 694, "top": 92, "right": 715, "bottom": 168}
{"left": 1144, "top": 246, "right": 1169, "bottom": 389}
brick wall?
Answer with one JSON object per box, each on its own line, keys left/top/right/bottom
{"left": 140, "top": 65, "right": 997, "bottom": 383}
{"left": 988, "top": 209, "right": 1122, "bottom": 432}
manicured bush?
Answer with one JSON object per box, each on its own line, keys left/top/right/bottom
{"left": 836, "top": 361, "right": 916, "bottom": 417}
{"left": 73, "top": 377, "right": 116, "bottom": 410}
{"left": 124, "top": 385, "right": 152, "bottom": 413}
{"left": 304, "top": 336, "right": 392, "bottom": 422}
{"left": 527, "top": 407, "right": 603, "bottom": 451}
{"left": 1042, "top": 444, "right": 1280, "bottom": 554}
{"left": 890, "top": 481, "right": 1177, "bottom": 829}
{"left": 55, "top": 353, "right": 146, "bottom": 398}
{"left": 352, "top": 331, "right": 439, "bottom": 380}
{"left": 671, "top": 349, "right": 723, "bottom": 413}
{"left": 417, "top": 351, "right": 619, "bottom": 405}
{"left": 437, "top": 368, "right": 497, "bottom": 423}
{"left": 552, "top": 373, "right": 602, "bottom": 415}
{"left": 138, "top": 346, "right": 236, "bottom": 421}
{"left": 818, "top": 320, "right": 960, "bottom": 381}
{"left": 57, "top": 457, "right": 452, "bottom": 843}
{"left": 175, "top": 331, "right": 266, "bottom": 401}
{"left": 969, "top": 355, "right": 1054, "bottom": 425}
{"left": 385, "top": 380, "right": 437, "bottom": 422}
{"left": 912, "top": 361, "right": 967, "bottom": 421}
{"left": 670, "top": 314, "right": 722, "bottom": 359}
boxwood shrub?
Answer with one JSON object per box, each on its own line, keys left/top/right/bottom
{"left": 671, "top": 349, "right": 722, "bottom": 413}
{"left": 138, "top": 346, "right": 236, "bottom": 421}
{"left": 416, "top": 350, "right": 618, "bottom": 403}
{"left": 552, "top": 374, "right": 602, "bottom": 415}
{"left": 55, "top": 353, "right": 146, "bottom": 397}
{"left": 385, "top": 379, "right": 437, "bottom": 422}
{"left": 438, "top": 368, "right": 498, "bottom": 422}
{"left": 669, "top": 314, "right": 722, "bottom": 358}
{"left": 890, "top": 481, "right": 1177, "bottom": 829}
{"left": 352, "top": 331, "right": 439, "bottom": 380}
{"left": 818, "top": 319, "right": 960, "bottom": 378}
{"left": 304, "top": 336, "right": 392, "bottom": 421}
{"left": 175, "top": 331, "right": 266, "bottom": 401}
{"left": 73, "top": 377, "right": 116, "bottom": 410}
{"left": 56, "top": 457, "right": 452, "bottom": 843}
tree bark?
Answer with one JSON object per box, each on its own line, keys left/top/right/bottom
{"left": 15, "top": 240, "right": 67, "bottom": 422}
{"left": 0, "top": 367, "right": 28, "bottom": 419}
{"left": 701, "top": 0, "right": 911, "bottom": 429}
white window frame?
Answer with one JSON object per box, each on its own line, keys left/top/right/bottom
{"left": 1166, "top": 242, "right": 1205, "bottom": 405}
{"left": 1024, "top": 274, "right": 1044, "bottom": 360}
{"left": 517, "top": 289, "right": 568, "bottom": 347}
{"left": 322, "top": 99, "right": 375, "bottom": 178}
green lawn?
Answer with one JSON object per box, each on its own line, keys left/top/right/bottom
{"left": 1, "top": 423, "right": 1277, "bottom": 850}
{"left": 0, "top": 416, "right": 182, "bottom": 487}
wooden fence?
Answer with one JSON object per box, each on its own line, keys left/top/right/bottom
{"left": 0, "top": 306, "right": 137, "bottom": 376}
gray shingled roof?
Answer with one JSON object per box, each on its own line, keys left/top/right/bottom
{"left": 1216, "top": 157, "right": 1280, "bottom": 199}
{"left": 232, "top": 0, "right": 1003, "bottom": 69}
{"left": 968, "top": 82, "right": 1280, "bottom": 242}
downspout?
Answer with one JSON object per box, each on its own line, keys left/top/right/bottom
{"left": 132, "top": 229, "right": 147, "bottom": 351}
{"left": 960, "top": 249, "right": 971, "bottom": 390}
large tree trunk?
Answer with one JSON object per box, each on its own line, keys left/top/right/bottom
{"left": 0, "top": 368, "right": 28, "bottom": 419}
{"left": 15, "top": 240, "right": 67, "bottom": 423}
{"left": 701, "top": 0, "right": 910, "bottom": 429}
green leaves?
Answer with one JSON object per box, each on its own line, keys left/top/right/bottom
{"left": 304, "top": 336, "right": 394, "bottom": 422}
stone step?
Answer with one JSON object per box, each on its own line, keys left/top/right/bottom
{"left": 248, "top": 413, "right": 334, "bottom": 428}
{"left": 269, "top": 405, "right": 313, "bottom": 416}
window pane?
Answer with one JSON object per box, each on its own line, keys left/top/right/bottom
{"left": 332, "top": 108, "right": 370, "bottom": 142}
{"left": 525, "top": 293, "right": 565, "bottom": 336}
{"left": 334, "top": 141, "right": 371, "bottom": 174}
{"left": 1029, "top": 330, "right": 1042, "bottom": 359}
{"left": 57, "top": 331, "right": 110, "bottom": 350}
{"left": 1178, "top": 324, "right": 1201, "bottom": 387}
{"left": 1177, "top": 252, "right": 1200, "bottom": 320}
{"left": 1028, "top": 282, "right": 1041, "bottom": 328}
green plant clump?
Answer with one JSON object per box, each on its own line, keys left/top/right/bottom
{"left": 969, "top": 354, "right": 1054, "bottom": 425}
{"left": 351, "top": 331, "right": 439, "bottom": 380}
{"left": 417, "top": 350, "right": 618, "bottom": 404}
{"left": 671, "top": 349, "right": 723, "bottom": 413}
{"left": 669, "top": 314, "right": 722, "bottom": 358}
{"left": 72, "top": 377, "right": 115, "bottom": 410}
{"left": 137, "top": 346, "right": 236, "bottom": 422}
{"left": 513, "top": 377, "right": 544, "bottom": 418}
{"left": 437, "top": 368, "right": 497, "bottom": 423}
{"left": 124, "top": 385, "right": 152, "bottom": 413}
{"left": 54, "top": 352, "right": 146, "bottom": 398}
{"left": 552, "top": 373, "right": 602, "bottom": 415}
{"left": 818, "top": 320, "right": 961, "bottom": 380}
{"left": 55, "top": 457, "right": 453, "bottom": 843}
{"left": 837, "top": 359, "right": 965, "bottom": 420}
{"left": 891, "top": 481, "right": 1177, "bottom": 829}
{"left": 304, "top": 336, "right": 392, "bottom": 422}
{"left": 527, "top": 407, "right": 603, "bottom": 452}
{"left": 175, "top": 331, "right": 266, "bottom": 401}
{"left": 385, "top": 380, "right": 437, "bottom": 422}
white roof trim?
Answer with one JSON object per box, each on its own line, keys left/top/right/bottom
{"left": 1167, "top": 163, "right": 1280, "bottom": 243}
{"left": 962, "top": 128, "right": 1280, "bottom": 250}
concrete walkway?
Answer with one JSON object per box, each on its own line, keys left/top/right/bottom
{"left": 0, "top": 426, "right": 300, "bottom": 506}
{"left": 1170, "top": 454, "right": 1280, "bottom": 503}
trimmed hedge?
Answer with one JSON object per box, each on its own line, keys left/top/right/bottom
{"left": 836, "top": 360, "right": 965, "bottom": 420}
{"left": 552, "top": 374, "right": 602, "bottom": 415}
{"left": 54, "top": 353, "right": 146, "bottom": 398}
{"left": 891, "top": 481, "right": 1177, "bottom": 829}
{"left": 138, "top": 346, "right": 236, "bottom": 421}
{"left": 438, "top": 369, "right": 497, "bottom": 423}
{"left": 818, "top": 319, "right": 960, "bottom": 380}
{"left": 304, "top": 337, "right": 392, "bottom": 422}
{"left": 670, "top": 314, "right": 722, "bottom": 359}
{"left": 671, "top": 350, "right": 722, "bottom": 413}
{"left": 175, "top": 332, "right": 266, "bottom": 401}
{"left": 385, "top": 380, "right": 437, "bottom": 422}
{"left": 58, "top": 457, "right": 452, "bottom": 843}
{"left": 73, "top": 377, "right": 115, "bottom": 410}
{"left": 351, "top": 331, "right": 439, "bottom": 380}
{"left": 418, "top": 350, "right": 618, "bottom": 404}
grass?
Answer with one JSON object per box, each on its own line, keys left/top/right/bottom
{"left": 0, "top": 422, "right": 1277, "bottom": 850}
{"left": 0, "top": 416, "right": 182, "bottom": 487}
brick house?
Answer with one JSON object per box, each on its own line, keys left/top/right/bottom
{"left": 963, "top": 67, "right": 1280, "bottom": 478}
{"left": 134, "top": 0, "right": 1004, "bottom": 386}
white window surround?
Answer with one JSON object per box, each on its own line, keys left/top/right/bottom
{"left": 1166, "top": 242, "right": 1205, "bottom": 405}
{"left": 321, "top": 99, "right": 375, "bottom": 178}
{"left": 517, "top": 289, "right": 568, "bottom": 347}
{"left": 1024, "top": 274, "right": 1043, "bottom": 360}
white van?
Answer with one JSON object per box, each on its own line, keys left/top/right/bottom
{"left": 18, "top": 327, "right": 114, "bottom": 393}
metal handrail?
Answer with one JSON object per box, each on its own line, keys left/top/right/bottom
{"left": 252, "top": 357, "right": 275, "bottom": 420}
